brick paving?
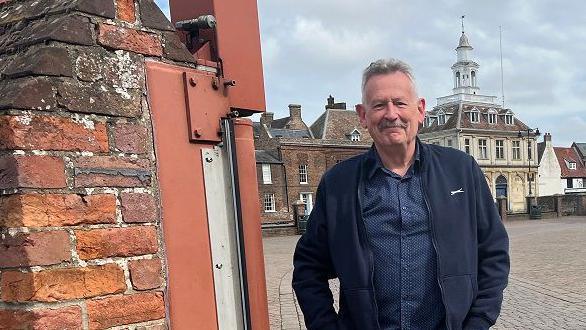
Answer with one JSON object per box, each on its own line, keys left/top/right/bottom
{"left": 263, "top": 216, "right": 586, "bottom": 329}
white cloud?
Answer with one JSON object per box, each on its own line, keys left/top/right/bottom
{"left": 153, "top": 0, "right": 585, "bottom": 146}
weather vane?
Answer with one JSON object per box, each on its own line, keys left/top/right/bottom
{"left": 461, "top": 15, "right": 465, "bottom": 34}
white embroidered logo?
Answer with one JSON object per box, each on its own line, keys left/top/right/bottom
{"left": 450, "top": 188, "right": 464, "bottom": 195}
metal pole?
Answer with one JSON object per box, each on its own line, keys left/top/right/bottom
{"left": 527, "top": 128, "right": 532, "bottom": 196}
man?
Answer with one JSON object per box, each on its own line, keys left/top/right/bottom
{"left": 292, "top": 58, "right": 509, "bottom": 330}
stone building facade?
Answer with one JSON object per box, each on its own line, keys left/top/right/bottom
{"left": 254, "top": 97, "right": 371, "bottom": 230}
{"left": 0, "top": 0, "right": 198, "bottom": 328}
{"left": 419, "top": 29, "right": 538, "bottom": 213}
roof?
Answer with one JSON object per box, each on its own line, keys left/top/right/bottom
{"left": 457, "top": 32, "right": 472, "bottom": 49}
{"left": 420, "top": 103, "right": 529, "bottom": 134}
{"left": 553, "top": 147, "right": 586, "bottom": 178}
{"left": 309, "top": 109, "right": 371, "bottom": 144}
{"left": 255, "top": 150, "right": 282, "bottom": 164}
{"left": 269, "top": 128, "right": 311, "bottom": 138}
{"left": 573, "top": 143, "right": 586, "bottom": 159}
{"left": 270, "top": 117, "right": 290, "bottom": 129}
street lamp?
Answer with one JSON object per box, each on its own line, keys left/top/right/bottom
{"left": 518, "top": 127, "right": 540, "bottom": 195}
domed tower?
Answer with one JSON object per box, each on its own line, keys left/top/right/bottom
{"left": 451, "top": 19, "right": 480, "bottom": 95}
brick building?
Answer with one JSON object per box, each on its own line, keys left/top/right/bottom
{"left": 254, "top": 96, "right": 371, "bottom": 232}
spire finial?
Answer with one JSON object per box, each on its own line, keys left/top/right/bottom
{"left": 461, "top": 15, "right": 465, "bottom": 34}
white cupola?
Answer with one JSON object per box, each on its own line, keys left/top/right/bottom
{"left": 451, "top": 16, "right": 480, "bottom": 95}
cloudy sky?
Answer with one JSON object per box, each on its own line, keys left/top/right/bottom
{"left": 155, "top": 0, "right": 585, "bottom": 146}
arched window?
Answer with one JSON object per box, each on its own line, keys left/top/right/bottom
{"left": 456, "top": 72, "right": 461, "bottom": 87}
{"left": 471, "top": 71, "right": 476, "bottom": 86}
{"left": 495, "top": 175, "right": 508, "bottom": 199}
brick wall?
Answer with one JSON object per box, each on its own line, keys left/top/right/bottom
{"left": 0, "top": 0, "right": 196, "bottom": 328}
{"left": 259, "top": 144, "right": 368, "bottom": 227}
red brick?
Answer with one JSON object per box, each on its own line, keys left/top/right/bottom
{"left": 97, "top": 24, "right": 162, "bottom": 56}
{"left": 120, "top": 193, "right": 157, "bottom": 223}
{"left": 0, "top": 231, "right": 70, "bottom": 268}
{"left": 0, "top": 306, "right": 82, "bottom": 330}
{"left": 75, "top": 156, "right": 150, "bottom": 169}
{"left": 128, "top": 258, "right": 162, "bottom": 290}
{"left": 112, "top": 123, "right": 148, "bottom": 153}
{"left": 76, "top": 226, "right": 158, "bottom": 260}
{"left": 0, "top": 115, "right": 108, "bottom": 152}
{"left": 87, "top": 292, "right": 165, "bottom": 329}
{"left": 74, "top": 156, "right": 151, "bottom": 188}
{"left": 0, "top": 155, "right": 66, "bottom": 189}
{"left": 0, "top": 194, "right": 116, "bottom": 228}
{"left": 136, "top": 323, "right": 167, "bottom": 330}
{"left": 116, "top": 0, "right": 136, "bottom": 23}
{"left": 1, "top": 264, "right": 126, "bottom": 302}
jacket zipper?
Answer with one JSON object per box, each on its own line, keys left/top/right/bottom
{"left": 420, "top": 175, "right": 451, "bottom": 330}
{"left": 357, "top": 162, "right": 381, "bottom": 330}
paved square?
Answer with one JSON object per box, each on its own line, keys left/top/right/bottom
{"left": 263, "top": 217, "right": 586, "bottom": 329}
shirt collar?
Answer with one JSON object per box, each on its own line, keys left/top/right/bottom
{"left": 365, "top": 141, "right": 421, "bottom": 180}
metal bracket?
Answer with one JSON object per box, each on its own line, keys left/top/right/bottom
{"left": 183, "top": 71, "right": 230, "bottom": 143}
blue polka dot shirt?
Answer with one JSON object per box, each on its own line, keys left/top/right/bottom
{"left": 362, "top": 146, "right": 446, "bottom": 329}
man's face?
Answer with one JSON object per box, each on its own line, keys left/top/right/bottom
{"left": 356, "top": 72, "right": 426, "bottom": 149}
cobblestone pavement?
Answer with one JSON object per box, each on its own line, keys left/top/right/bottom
{"left": 263, "top": 217, "right": 586, "bottom": 329}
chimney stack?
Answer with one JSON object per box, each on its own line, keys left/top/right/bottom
{"left": 289, "top": 104, "right": 302, "bottom": 119}
{"left": 325, "top": 95, "right": 347, "bottom": 110}
{"left": 327, "top": 95, "right": 334, "bottom": 107}
{"left": 544, "top": 132, "right": 552, "bottom": 145}
{"left": 260, "top": 112, "right": 274, "bottom": 128}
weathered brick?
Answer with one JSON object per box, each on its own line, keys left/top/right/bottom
{"left": 116, "top": 0, "right": 136, "bottom": 23}
{"left": 87, "top": 292, "right": 165, "bottom": 329}
{"left": 3, "top": 47, "right": 72, "bottom": 78}
{"left": 97, "top": 23, "right": 162, "bottom": 56}
{"left": 120, "top": 193, "right": 157, "bottom": 223}
{"left": 136, "top": 323, "right": 167, "bottom": 330}
{"left": 0, "top": 231, "right": 70, "bottom": 268}
{"left": 0, "top": 77, "right": 56, "bottom": 110}
{"left": 1, "top": 264, "right": 126, "bottom": 302}
{"left": 75, "top": 0, "right": 116, "bottom": 18}
{"left": 113, "top": 123, "right": 148, "bottom": 153}
{"left": 128, "top": 258, "right": 162, "bottom": 290}
{"left": 0, "top": 155, "right": 66, "bottom": 189}
{"left": 0, "top": 194, "right": 117, "bottom": 228}
{"left": 57, "top": 81, "right": 142, "bottom": 117}
{"left": 0, "top": 0, "right": 113, "bottom": 27}
{"left": 10, "top": 15, "right": 93, "bottom": 51}
{"left": 162, "top": 32, "right": 196, "bottom": 63}
{"left": 76, "top": 226, "right": 158, "bottom": 260}
{"left": 0, "top": 306, "right": 83, "bottom": 330}
{"left": 74, "top": 156, "right": 151, "bottom": 188}
{"left": 75, "top": 48, "right": 144, "bottom": 88}
{"left": 139, "top": 0, "right": 175, "bottom": 31}
{"left": 0, "top": 115, "right": 109, "bottom": 152}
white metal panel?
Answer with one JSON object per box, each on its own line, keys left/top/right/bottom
{"left": 202, "top": 147, "right": 244, "bottom": 330}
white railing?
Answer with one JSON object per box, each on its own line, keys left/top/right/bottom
{"left": 436, "top": 93, "right": 498, "bottom": 106}
{"left": 564, "top": 187, "right": 586, "bottom": 194}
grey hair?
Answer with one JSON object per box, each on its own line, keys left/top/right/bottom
{"left": 361, "top": 58, "right": 418, "bottom": 101}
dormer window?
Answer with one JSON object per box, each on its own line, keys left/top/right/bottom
{"left": 505, "top": 112, "right": 514, "bottom": 125}
{"left": 438, "top": 111, "right": 446, "bottom": 125}
{"left": 469, "top": 108, "right": 480, "bottom": 123}
{"left": 488, "top": 109, "right": 497, "bottom": 124}
{"left": 349, "top": 129, "right": 361, "bottom": 142}
{"left": 569, "top": 161, "right": 577, "bottom": 170}
{"left": 424, "top": 116, "right": 435, "bottom": 127}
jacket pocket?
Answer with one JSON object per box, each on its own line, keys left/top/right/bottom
{"left": 340, "top": 288, "right": 377, "bottom": 330}
{"left": 441, "top": 274, "right": 474, "bottom": 330}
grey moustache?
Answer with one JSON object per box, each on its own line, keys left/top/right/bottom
{"left": 378, "top": 120, "right": 407, "bottom": 129}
